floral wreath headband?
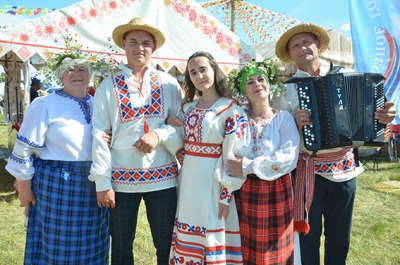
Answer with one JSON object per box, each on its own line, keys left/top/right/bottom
{"left": 40, "top": 34, "right": 119, "bottom": 88}
{"left": 228, "top": 58, "right": 284, "bottom": 97}
{"left": 54, "top": 57, "right": 93, "bottom": 83}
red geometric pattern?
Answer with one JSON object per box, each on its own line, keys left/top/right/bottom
{"left": 111, "top": 162, "right": 178, "bottom": 185}
{"left": 18, "top": 46, "right": 31, "bottom": 60}
{"left": 112, "top": 71, "right": 164, "bottom": 123}
{"left": 184, "top": 141, "right": 222, "bottom": 158}
{"left": 315, "top": 156, "right": 356, "bottom": 176}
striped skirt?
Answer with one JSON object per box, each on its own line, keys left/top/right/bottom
{"left": 235, "top": 174, "right": 294, "bottom": 265}
{"left": 25, "top": 159, "right": 110, "bottom": 265}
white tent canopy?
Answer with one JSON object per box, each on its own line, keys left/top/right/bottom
{"left": 0, "top": 0, "right": 262, "bottom": 126}
{"left": 0, "top": 0, "right": 262, "bottom": 74}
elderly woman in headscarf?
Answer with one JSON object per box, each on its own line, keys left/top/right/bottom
{"left": 6, "top": 57, "right": 110, "bottom": 265}
{"left": 225, "top": 62, "right": 300, "bottom": 264}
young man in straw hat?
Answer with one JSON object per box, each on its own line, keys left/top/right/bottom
{"left": 273, "top": 23, "right": 396, "bottom": 265}
{"left": 89, "top": 17, "right": 183, "bottom": 264}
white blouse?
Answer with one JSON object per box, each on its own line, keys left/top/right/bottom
{"left": 240, "top": 109, "right": 300, "bottom": 180}
{"left": 6, "top": 91, "right": 93, "bottom": 180}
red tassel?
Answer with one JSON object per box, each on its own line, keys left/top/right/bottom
{"left": 294, "top": 221, "right": 310, "bottom": 235}
{"left": 144, "top": 120, "right": 149, "bottom": 133}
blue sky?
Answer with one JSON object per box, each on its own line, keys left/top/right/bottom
{"left": 0, "top": 0, "right": 351, "bottom": 44}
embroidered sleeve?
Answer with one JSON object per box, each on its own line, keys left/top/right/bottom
{"left": 214, "top": 105, "right": 249, "bottom": 205}
{"left": 6, "top": 99, "right": 47, "bottom": 180}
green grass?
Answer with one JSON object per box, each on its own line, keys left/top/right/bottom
{"left": 0, "top": 114, "right": 156, "bottom": 265}
{"left": 0, "top": 113, "right": 399, "bottom": 264}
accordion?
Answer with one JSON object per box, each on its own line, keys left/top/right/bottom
{"left": 293, "top": 72, "right": 386, "bottom": 151}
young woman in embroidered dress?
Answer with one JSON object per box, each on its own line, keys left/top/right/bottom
{"left": 6, "top": 57, "right": 110, "bottom": 264}
{"left": 224, "top": 63, "right": 300, "bottom": 264}
{"left": 167, "top": 51, "right": 249, "bottom": 264}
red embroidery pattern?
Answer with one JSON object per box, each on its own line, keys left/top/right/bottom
{"left": 112, "top": 71, "right": 164, "bottom": 123}
{"left": 225, "top": 113, "right": 248, "bottom": 139}
{"left": 11, "top": 0, "right": 140, "bottom": 43}
{"left": 184, "top": 141, "right": 222, "bottom": 158}
{"left": 220, "top": 187, "right": 233, "bottom": 203}
{"left": 112, "top": 162, "right": 178, "bottom": 185}
{"left": 184, "top": 107, "right": 209, "bottom": 142}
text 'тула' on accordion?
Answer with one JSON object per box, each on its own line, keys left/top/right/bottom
{"left": 289, "top": 72, "right": 386, "bottom": 151}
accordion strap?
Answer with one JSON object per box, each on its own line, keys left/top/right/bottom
{"left": 284, "top": 62, "right": 345, "bottom": 84}
{"left": 329, "top": 62, "right": 345, "bottom": 74}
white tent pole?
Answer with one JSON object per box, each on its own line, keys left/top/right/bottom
{"left": 22, "top": 61, "right": 30, "bottom": 114}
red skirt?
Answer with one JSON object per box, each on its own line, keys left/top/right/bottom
{"left": 235, "top": 173, "right": 294, "bottom": 265}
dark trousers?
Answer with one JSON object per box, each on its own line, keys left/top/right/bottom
{"left": 109, "top": 187, "right": 177, "bottom": 265}
{"left": 300, "top": 176, "right": 356, "bottom": 265}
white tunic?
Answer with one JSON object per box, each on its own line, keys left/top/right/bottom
{"left": 89, "top": 65, "right": 184, "bottom": 193}
{"left": 6, "top": 92, "right": 93, "bottom": 180}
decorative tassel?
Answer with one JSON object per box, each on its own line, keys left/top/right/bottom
{"left": 144, "top": 120, "right": 149, "bottom": 133}
{"left": 294, "top": 221, "right": 310, "bottom": 235}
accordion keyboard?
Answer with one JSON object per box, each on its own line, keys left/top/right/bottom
{"left": 296, "top": 72, "right": 386, "bottom": 151}
{"left": 298, "top": 84, "right": 319, "bottom": 150}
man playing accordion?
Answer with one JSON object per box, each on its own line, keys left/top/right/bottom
{"left": 273, "top": 23, "right": 396, "bottom": 265}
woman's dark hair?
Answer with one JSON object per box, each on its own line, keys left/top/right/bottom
{"left": 183, "top": 51, "right": 230, "bottom": 103}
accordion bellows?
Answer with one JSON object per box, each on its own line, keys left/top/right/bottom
{"left": 296, "top": 72, "right": 386, "bottom": 151}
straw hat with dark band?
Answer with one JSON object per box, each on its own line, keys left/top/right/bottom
{"left": 112, "top": 17, "right": 166, "bottom": 51}
{"left": 275, "top": 23, "right": 330, "bottom": 64}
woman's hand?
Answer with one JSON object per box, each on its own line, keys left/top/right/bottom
{"left": 17, "top": 180, "right": 36, "bottom": 214}
{"left": 225, "top": 158, "right": 243, "bottom": 177}
{"left": 218, "top": 202, "right": 230, "bottom": 220}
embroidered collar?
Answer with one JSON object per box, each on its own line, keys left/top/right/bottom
{"left": 55, "top": 90, "right": 91, "bottom": 124}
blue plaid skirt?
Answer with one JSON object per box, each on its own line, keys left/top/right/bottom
{"left": 25, "top": 159, "right": 110, "bottom": 265}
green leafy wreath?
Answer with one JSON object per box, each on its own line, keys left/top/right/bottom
{"left": 227, "top": 58, "right": 285, "bottom": 102}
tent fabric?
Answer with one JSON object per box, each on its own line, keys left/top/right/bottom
{"left": 0, "top": 0, "right": 263, "bottom": 75}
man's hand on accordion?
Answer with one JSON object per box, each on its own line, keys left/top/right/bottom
{"left": 375, "top": 102, "right": 396, "bottom": 125}
{"left": 295, "top": 109, "right": 312, "bottom": 130}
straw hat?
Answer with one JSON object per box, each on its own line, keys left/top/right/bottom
{"left": 112, "top": 17, "right": 166, "bottom": 51}
{"left": 275, "top": 23, "right": 330, "bottom": 64}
